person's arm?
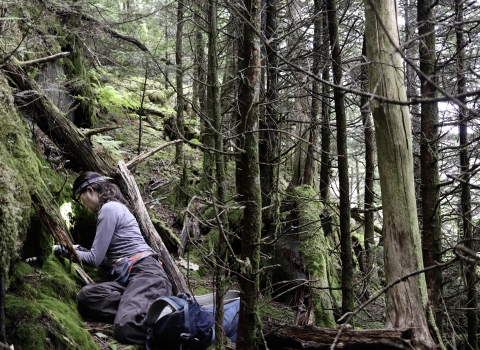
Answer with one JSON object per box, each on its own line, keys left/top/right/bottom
{"left": 75, "top": 204, "right": 118, "bottom": 267}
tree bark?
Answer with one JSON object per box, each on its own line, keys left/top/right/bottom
{"left": 175, "top": 0, "right": 185, "bottom": 164}
{"left": 302, "top": 0, "right": 321, "bottom": 187}
{"left": 363, "top": 1, "right": 437, "bottom": 348}
{"left": 326, "top": 0, "right": 354, "bottom": 316}
{"left": 319, "top": 4, "right": 331, "bottom": 205}
{"left": 206, "top": 0, "right": 230, "bottom": 346}
{"left": 264, "top": 323, "right": 413, "bottom": 350}
{"left": 259, "top": 0, "right": 280, "bottom": 225}
{"left": 360, "top": 36, "right": 375, "bottom": 275}
{"left": 418, "top": 0, "right": 443, "bottom": 339}
{"left": 235, "top": 0, "right": 263, "bottom": 347}
{"left": 455, "top": 1, "right": 476, "bottom": 348}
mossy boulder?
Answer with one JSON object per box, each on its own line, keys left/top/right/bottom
{"left": 6, "top": 258, "right": 99, "bottom": 350}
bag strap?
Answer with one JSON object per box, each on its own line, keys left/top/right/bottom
{"left": 145, "top": 296, "right": 185, "bottom": 325}
{"left": 195, "top": 290, "right": 240, "bottom": 308}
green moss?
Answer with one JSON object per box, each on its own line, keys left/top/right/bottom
{"left": 286, "top": 185, "right": 338, "bottom": 328}
{"left": 259, "top": 301, "right": 294, "bottom": 323}
{"left": 227, "top": 207, "right": 244, "bottom": 231}
{"left": 6, "top": 256, "right": 99, "bottom": 350}
{"left": 12, "top": 262, "right": 35, "bottom": 279}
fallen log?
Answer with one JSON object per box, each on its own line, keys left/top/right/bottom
{"left": 263, "top": 323, "right": 412, "bottom": 350}
{"left": 116, "top": 161, "right": 188, "bottom": 294}
{"left": 6, "top": 60, "right": 113, "bottom": 175}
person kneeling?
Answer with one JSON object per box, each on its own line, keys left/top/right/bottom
{"left": 55, "top": 171, "right": 172, "bottom": 344}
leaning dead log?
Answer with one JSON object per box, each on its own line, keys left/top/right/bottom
{"left": 264, "top": 323, "right": 412, "bottom": 350}
{"left": 116, "top": 161, "right": 189, "bottom": 294}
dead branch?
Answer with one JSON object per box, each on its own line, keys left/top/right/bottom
{"left": 125, "top": 139, "right": 182, "bottom": 169}
{"left": 47, "top": 6, "right": 148, "bottom": 52}
{"left": 83, "top": 126, "right": 120, "bottom": 138}
{"left": 73, "top": 264, "right": 94, "bottom": 285}
{"left": 14, "top": 52, "right": 70, "bottom": 67}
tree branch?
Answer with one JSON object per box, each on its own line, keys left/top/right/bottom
{"left": 13, "top": 52, "right": 70, "bottom": 67}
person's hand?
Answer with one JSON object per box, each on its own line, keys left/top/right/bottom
{"left": 53, "top": 245, "right": 66, "bottom": 257}
{"left": 73, "top": 244, "right": 89, "bottom": 252}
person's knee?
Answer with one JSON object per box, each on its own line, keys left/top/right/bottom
{"left": 113, "top": 316, "right": 146, "bottom": 345}
{"left": 77, "top": 285, "right": 92, "bottom": 306}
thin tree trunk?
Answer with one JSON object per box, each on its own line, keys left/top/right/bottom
{"left": 206, "top": 0, "right": 229, "bottom": 346}
{"left": 455, "top": 1, "right": 476, "bottom": 348}
{"left": 360, "top": 36, "right": 375, "bottom": 276}
{"left": 236, "top": 0, "right": 263, "bottom": 347}
{"left": 326, "top": 0, "right": 354, "bottom": 316}
{"left": 0, "top": 275, "right": 6, "bottom": 345}
{"left": 363, "top": 0, "right": 437, "bottom": 348}
{"left": 259, "top": 0, "right": 279, "bottom": 225}
{"left": 302, "top": 0, "right": 321, "bottom": 187}
{"left": 418, "top": 0, "right": 443, "bottom": 339}
{"left": 175, "top": 0, "right": 184, "bottom": 163}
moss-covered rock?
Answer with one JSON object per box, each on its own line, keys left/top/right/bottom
{"left": 6, "top": 258, "right": 99, "bottom": 350}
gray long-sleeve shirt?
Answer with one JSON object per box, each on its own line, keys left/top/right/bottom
{"left": 75, "top": 201, "right": 152, "bottom": 267}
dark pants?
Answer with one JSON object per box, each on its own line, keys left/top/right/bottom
{"left": 77, "top": 255, "right": 172, "bottom": 344}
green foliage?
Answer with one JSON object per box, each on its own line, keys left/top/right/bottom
{"left": 92, "top": 134, "right": 124, "bottom": 160}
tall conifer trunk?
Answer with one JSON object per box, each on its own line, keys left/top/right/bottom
{"left": 259, "top": 0, "right": 279, "bottom": 226}
{"left": 418, "top": 0, "right": 443, "bottom": 337}
{"left": 326, "top": 0, "right": 354, "bottom": 316}
{"left": 236, "top": 0, "right": 263, "bottom": 348}
{"left": 364, "top": 0, "right": 437, "bottom": 348}
{"left": 455, "top": 0, "right": 476, "bottom": 348}
{"left": 175, "top": 0, "right": 184, "bottom": 163}
{"left": 360, "top": 36, "right": 375, "bottom": 275}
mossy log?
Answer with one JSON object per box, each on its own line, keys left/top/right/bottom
{"left": 116, "top": 161, "right": 189, "bottom": 294}
{"left": 263, "top": 323, "right": 412, "bottom": 349}
{"left": 5, "top": 61, "right": 113, "bottom": 175}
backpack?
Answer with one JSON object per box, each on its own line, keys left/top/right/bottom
{"left": 145, "top": 290, "right": 240, "bottom": 350}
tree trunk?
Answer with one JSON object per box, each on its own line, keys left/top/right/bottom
{"left": 302, "top": 0, "right": 321, "bottom": 187}
{"left": 418, "top": 0, "right": 443, "bottom": 338}
{"left": 235, "top": 0, "right": 263, "bottom": 347}
{"left": 363, "top": 0, "right": 437, "bottom": 348}
{"left": 455, "top": 0, "right": 476, "bottom": 348}
{"left": 360, "top": 36, "right": 375, "bottom": 276}
{"left": 206, "top": 0, "right": 230, "bottom": 346}
{"left": 319, "top": 4, "right": 331, "bottom": 205}
{"left": 326, "top": 0, "right": 354, "bottom": 317}
{"left": 175, "top": 0, "right": 185, "bottom": 164}
{"left": 259, "top": 0, "right": 279, "bottom": 225}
